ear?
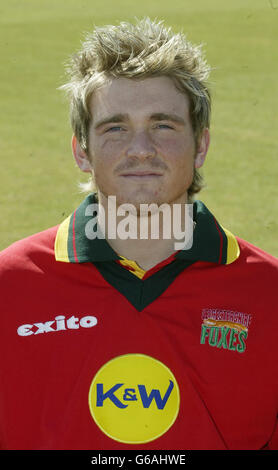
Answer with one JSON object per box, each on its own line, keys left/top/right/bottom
{"left": 71, "top": 135, "right": 92, "bottom": 173}
{"left": 194, "top": 128, "right": 210, "bottom": 169}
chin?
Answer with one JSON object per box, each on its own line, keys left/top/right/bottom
{"left": 98, "top": 185, "right": 188, "bottom": 209}
{"left": 120, "top": 193, "right": 166, "bottom": 209}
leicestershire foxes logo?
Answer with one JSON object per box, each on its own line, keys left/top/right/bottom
{"left": 88, "top": 354, "right": 180, "bottom": 444}
{"left": 200, "top": 308, "right": 252, "bottom": 353}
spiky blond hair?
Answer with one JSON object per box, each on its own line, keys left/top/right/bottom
{"left": 60, "top": 17, "right": 211, "bottom": 199}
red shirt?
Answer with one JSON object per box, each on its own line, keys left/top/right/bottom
{"left": 0, "top": 195, "right": 277, "bottom": 450}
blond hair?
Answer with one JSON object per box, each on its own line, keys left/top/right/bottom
{"left": 60, "top": 17, "right": 211, "bottom": 200}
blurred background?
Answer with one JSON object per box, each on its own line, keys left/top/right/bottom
{"left": 1, "top": 0, "right": 277, "bottom": 256}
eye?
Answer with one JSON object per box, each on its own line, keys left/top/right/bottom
{"left": 105, "top": 126, "right": 124, "bottom": 133}
{"left": 155, "top": 123, "right": 174, "bottom": 130}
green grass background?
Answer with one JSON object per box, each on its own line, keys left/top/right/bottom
{"left": 1, "top": 0, "right": 277, "bottom": 256}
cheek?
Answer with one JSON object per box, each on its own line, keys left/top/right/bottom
{"left": 157, "top": 138, "right": 195, "bottom": 169}
{"left": 90, "top": 139, "right": 124, "bottom": 172}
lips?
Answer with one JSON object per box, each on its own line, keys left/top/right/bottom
{"left": 120, "top": 173, "right": 163, "bottom": 182}
{"left": 120, "top": 171, "right": 163, "bottom": 177}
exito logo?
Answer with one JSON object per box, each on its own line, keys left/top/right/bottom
{"left": 88, "top": 354, "right": 180, "bottom": 444}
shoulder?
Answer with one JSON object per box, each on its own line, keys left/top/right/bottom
{"left": 0, "top": 226, "right": 59, "bottom": 276}
{"left": 236, "top": 237, "right": 278, "bottom": 275}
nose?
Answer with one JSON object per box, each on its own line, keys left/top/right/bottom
{"left": 126, "top": 130, "right": 156, "bottom": 160}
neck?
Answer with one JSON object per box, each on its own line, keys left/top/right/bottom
{"left": 96, "top": 192, "right": 193, "bottom": 271}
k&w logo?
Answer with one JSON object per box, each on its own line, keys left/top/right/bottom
{"left": 96, "top": 380, "right": 174, "bottom": 409}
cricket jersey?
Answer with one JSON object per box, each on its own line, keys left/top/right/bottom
{"left": 0, "top": 193, "right": 277, "bottom": 450}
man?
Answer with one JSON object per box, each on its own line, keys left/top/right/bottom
{"left": 0, "top": 18, "right": 277, "bottom": 450}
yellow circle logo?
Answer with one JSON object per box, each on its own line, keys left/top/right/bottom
{"left": 88, "top": 354, "right": 180, "bottom": 444}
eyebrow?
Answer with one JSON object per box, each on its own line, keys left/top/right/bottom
{"left": 94, "top": 112, "right": 186, "bottom": 129}
{"left": 149, "top": 113, "right": 186, "bottom": 125}
{"left": 94, "top": 114, "right": 129, "bottom": 130}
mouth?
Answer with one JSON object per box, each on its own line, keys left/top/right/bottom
{"left": 119, "top": 171, "right": 163, "bottom": 180}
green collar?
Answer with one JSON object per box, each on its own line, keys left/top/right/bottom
{"left": 55, "top": 193, "right": 239, "bottom": 266}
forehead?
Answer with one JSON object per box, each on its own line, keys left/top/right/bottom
{"left": 90, "top": 76, "right": 190, "bottom": 121}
